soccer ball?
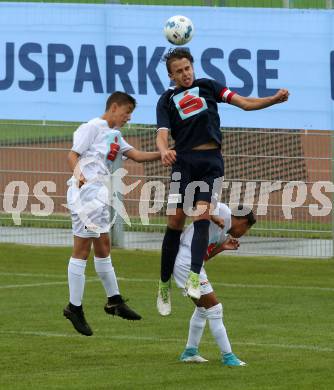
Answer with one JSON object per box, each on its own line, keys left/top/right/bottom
{"left": 163, "top": 15, "right": 194, "bottom": 46}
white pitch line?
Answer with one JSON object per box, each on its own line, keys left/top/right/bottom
{"left": 0, "top": 330, "right": 332, "bottom": 353}
{"left": 0, "top": 272, "right": 67, "bottom": 279}
{"left": 0, "top": 275, "right": 333, "bottom": 292}
{"left": 0, "top": 281, "right": 69, "bottom": 289}
{"left": 0, "top": 278, "right": 98, "bottom": 289}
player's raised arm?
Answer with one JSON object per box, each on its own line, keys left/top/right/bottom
{"left": 230, "top": 88, "right": 289, "bottom": 111}
{"left": 124, "top": 148, "right": 161, "bottom": 163}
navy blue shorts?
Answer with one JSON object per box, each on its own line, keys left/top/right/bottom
{"left": 168, "top": 149, "right": 224, "bottom": 209}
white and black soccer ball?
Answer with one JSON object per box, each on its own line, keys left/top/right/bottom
{"left": 163, "top": 15, "right": 194, "bottom": 46}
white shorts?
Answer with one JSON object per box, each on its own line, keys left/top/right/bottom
{"left": 173, "top": 246, "right": 213, "bottom": 296}
{"left": 67, "top": 182, "right": 110, "bottom": 238}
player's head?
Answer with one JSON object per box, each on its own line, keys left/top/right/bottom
{"left": 104, "top": 92, "right": 136, "bottom": 128}
{"left": 229, "top": 205, "right": 256, "bottom": 238}
{"left": 163, "top": 48, "right": 194, "bottom": 88}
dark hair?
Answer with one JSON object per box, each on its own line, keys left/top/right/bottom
{"left": 163, "top": 48, "right": 194, "bottom": 73}
{"left": 231, "top": 205, "right": 256, "bottom": 227}
{"left": 105, "top": 91, "right": 136, "bottom": 112}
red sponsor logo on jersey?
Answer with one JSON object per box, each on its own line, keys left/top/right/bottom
{"left": 173, "top": 86, "right": 207, "bottom": 120}
{"left": 179, "top": 90, "right": 204, "bottom": 115}
{"left": 107, "top": 136, "right": 120, "bottom": 161}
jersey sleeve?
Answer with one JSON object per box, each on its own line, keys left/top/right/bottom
{"left": 209, "top": 79, "right": 236, "bottom": 104}
{"left": 72, "top": 123, "right": 97, "bottom": 155}
{"left": 218, "top": 204, "right": 232, "bottom": 243}
{"left": 156, "top": 94, "right": 171, "bottom": 131}
{"left": 119, "top": 134, "right": 134, "bottom": 154}
{"left": 210, "top": 202, "right": 232, "bottom": 245}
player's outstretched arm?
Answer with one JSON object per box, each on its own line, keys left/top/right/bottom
{"left": 206, "top": 238, "right": 240, "bottom": 260}
{"left": 124, "top": 148, "right": 161, "bottom": 163}
{"left": 221, "top": 238, "right": 240, "bottom": 251}
{"left": 230, "top": 88, "right": 289, "bottom": 111}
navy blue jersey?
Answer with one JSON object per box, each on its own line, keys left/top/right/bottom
{"left": 156, "top": 78, "right": 235, "bottom": 152}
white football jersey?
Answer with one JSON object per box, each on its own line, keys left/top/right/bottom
{"left": 178, "top": 203, "right": 232, "bottom": 263}
{"left": 71, "top": 117, "right": 133, "bottom": 182}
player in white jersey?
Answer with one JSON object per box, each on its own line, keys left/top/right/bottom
{"left": 64, "top": 92, "right": 160, "bottom": 336}
{"left": 172, "top": 203, "right": 256, "bottom": 366}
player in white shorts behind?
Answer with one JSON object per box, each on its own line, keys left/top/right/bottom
{"left": 64, "top": 92, "right": 160, "bottom": 336}
{"left": 174, "top": 203, "right": 256, "bottom": 366}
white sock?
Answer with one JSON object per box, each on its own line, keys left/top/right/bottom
{"left": 186, "top": 306, "right": 207, "bottom": 349}
{"left": 94, "top": 256, "right": 119, "bottom": 298}
{"left": 207, "top": 303, "right": 232, "bottom": 354}
{"left": 68, "top": 257, "right": 87, "bottom": 306}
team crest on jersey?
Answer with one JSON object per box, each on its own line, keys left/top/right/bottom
{"left": 173, "top": 87, "right": 208, "bottom": 120}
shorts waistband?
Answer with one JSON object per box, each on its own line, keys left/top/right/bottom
{"left": 178, "top": 148, "right": 221, "bottom": 155}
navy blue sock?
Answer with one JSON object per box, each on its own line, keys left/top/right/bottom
{"left": 160, "top": 227, "right": 182, "bottom": 282}
{"left": 190, "top": 220, "right": 210, "bottom": 274}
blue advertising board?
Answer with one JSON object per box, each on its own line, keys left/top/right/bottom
{"left": 0, "top": 3, "right": 333, "bottom": 129}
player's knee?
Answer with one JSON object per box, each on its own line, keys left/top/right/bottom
{"left": 72, "top": 249, "right": 90, "bottom": 260}
{"left": 167, "top": 209, "right": 186, "bottom": 230}
{"left": 94, "top": 246, "right": 110, "bottom": 258}
{"left": 167, "top": 217, "right": 185, "bottom": 230}
{"left": 194, "top": 202, "right": 211, "bottom": 220}
{"left": 206, "top": 303, "right": 223, "bottom": 320}
{"left": 93, "top": 237, "right": 110, "bottom": 258}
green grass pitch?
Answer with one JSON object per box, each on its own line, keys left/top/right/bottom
{"left": 0, "top": 244, "right": 333, "bottom": 389}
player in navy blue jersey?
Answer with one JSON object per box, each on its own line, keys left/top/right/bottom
{"left": 156, "top": 48, "right": 289, "bottom": 316}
